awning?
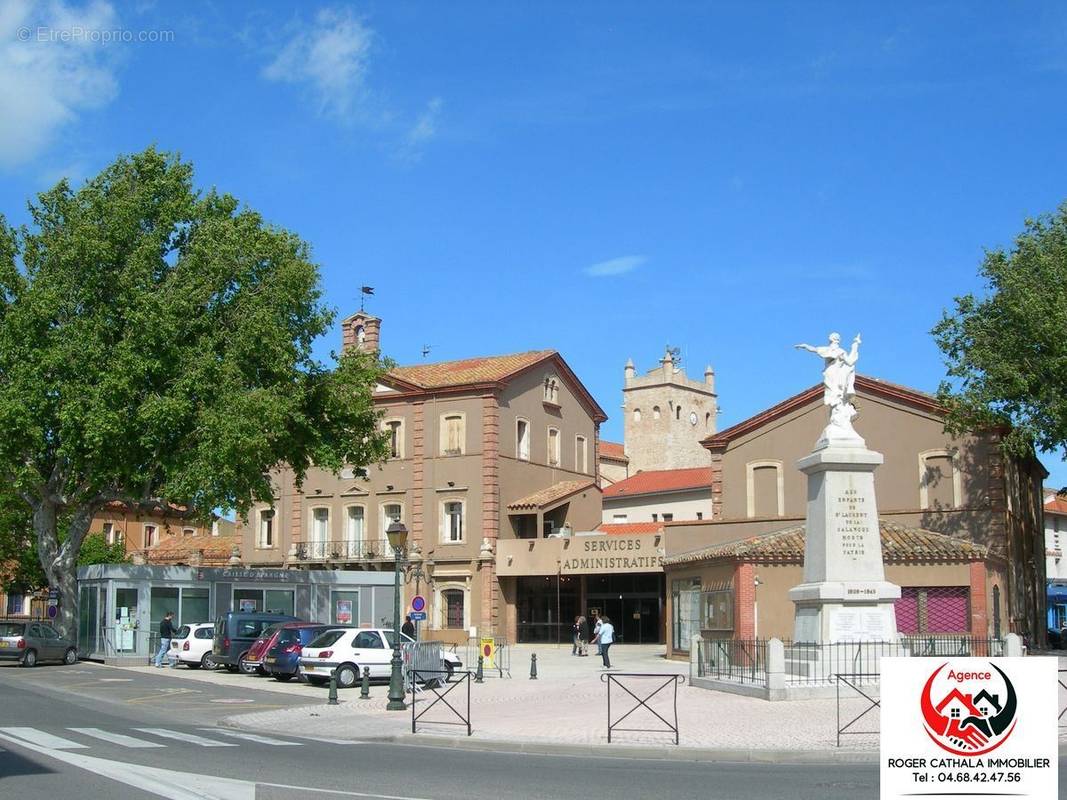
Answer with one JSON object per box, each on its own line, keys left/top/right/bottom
{"left": 506, "top": 480, "right": 596, "bottom": 514}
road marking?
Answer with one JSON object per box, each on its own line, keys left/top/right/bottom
{"left": 126, "top": 688, "right": 201, "bottom": 704}
{"left": 68, "top": 727, "right": 167, "bottom": 748}
{"left": 0, "top": 727, "right": 89, "bottom": 750}
{"left": 134, "top": 728, "right": 238, "bottom": 747}
{"left": 210, "top": 698, "right": 255, "bottom": 704}
{"left": 99, "top": 678, "right": 134, "bottom": 682}
{"left": 256, "top": 783, "right": 437, "bottom": 799}
{"left": 200, "top": 728, "right": 302, "bottom": 746}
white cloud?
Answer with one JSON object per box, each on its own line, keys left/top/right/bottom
{"left": 395, "top": 96, "right": 442, "bottom": 163}
{"left": 584, "top": 255, "right": 646, "bottom": 278}
{"left": 0, "top": 0, "right": 120, "bottom": 169}
{"left": 262, "top": 7, "right": 373, "bottom": 118}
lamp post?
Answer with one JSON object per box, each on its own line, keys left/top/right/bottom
{"left": 404, "top": 550, "right": 433, "bottom": 641}
{"left": 385, "top": 521, "right": 408, "bottom": 711}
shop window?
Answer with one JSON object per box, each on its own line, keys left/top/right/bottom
{"left": 702, "top": 590, "right": 734, "bottom": 630}
{"left": 441, "top": 413, "right": 465, "bottom": 456}
{"left": 258, "top": 509, "right": 274, "bottom": 548}
{"left": 516, "top": 418, "right": 530, "bottom": 460}
{"left": 671, "top": 578, "right": 701, "bottom": 649}
{"left": 442, "top": 589, "right": 464, "bottom": 629}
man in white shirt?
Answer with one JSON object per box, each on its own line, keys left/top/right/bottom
{"left": 594, "top": 616, "right": 615, "bottom": 669}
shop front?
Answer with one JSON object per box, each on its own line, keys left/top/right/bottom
{"left": 77, "top": 564, "right": 394, "bottom": 663}
{"left": 497, "top": 532, "right": 666, "bottom": 645}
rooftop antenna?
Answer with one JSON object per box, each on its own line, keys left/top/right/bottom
{"left": 666, "top": 345, "right": 682, "bottom": 370}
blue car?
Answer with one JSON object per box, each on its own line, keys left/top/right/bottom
{"left": 263, "top": 623, "right": 338, "bottom": 682}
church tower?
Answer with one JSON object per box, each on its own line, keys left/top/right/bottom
{"left": 622, "top": 349, "right": 717, "bottom": 472}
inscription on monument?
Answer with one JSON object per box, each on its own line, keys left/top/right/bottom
{"left": 833, "top": 487, "right": 871, "bottom": 557}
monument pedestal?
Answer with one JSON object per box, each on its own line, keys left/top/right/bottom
{"left": 789, "top": 440, "right": 900, "bottom": 643}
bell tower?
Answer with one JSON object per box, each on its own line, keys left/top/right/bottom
{"left": 342, "top": 311, "right": 381, "bottom": 355}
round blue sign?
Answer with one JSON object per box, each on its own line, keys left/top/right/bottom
{"left": 410, "top": 595, "right": 426, "bottom": 613}
{"left": 47, "top": 605, "right": 58, "bottom": 619}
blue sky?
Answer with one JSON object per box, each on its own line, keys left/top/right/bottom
{"left": 1, "top": 1, "right": 1066, "bottom": 487}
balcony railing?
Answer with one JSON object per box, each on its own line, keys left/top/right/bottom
{"left": 296, "top": 538, "right": 397, "bottom": 561}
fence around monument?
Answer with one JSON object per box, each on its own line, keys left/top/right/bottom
{"left": 693, "top": 634, "right": 1010, "bottom": 697}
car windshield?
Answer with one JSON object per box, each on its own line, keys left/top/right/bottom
{"left": 0, "top": 622, "right": 24, "bottom": 637}
{"left": 307, "top": 629, "right": 347, "bottom": 649}
{"left": 175, "top": 625, "right": 191, "bottom": 639}
{"left": 275, "top": 629, "right": 301, "bottom": 645}
{"left": 381, "top": 631, "right": 414, "bottom": 647}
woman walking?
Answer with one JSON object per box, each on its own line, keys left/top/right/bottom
{"left": 592, "top": 615, "right": 615, "bottom": 669}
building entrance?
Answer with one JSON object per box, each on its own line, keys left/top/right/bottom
{"left": 586, "top": 574, "right": 664, "bottom": 645}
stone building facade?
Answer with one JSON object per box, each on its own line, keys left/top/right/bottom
{"left": 622, "top": 349, "right": 717, "bottom": 472}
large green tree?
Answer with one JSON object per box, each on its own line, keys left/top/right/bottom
{"left": 0, "top": 148, "right": 389, "bottom": 634}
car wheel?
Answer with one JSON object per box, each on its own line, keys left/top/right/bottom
{"left": 63, "top": 647, "right": 78, "bottom": 665}
{"left": 21, "top": 649, "right": 37, "bottom": 668}
{"left": 238, "top": 653, "right": 257, "bottom": 675}
{"left": 273, "top": 673, "right": 293, "bottom": 682}
{"left": 335, "top": 664, "right": 358, "bottom": 688}
{"left": 201, "top": 653, "right": 217, "bottom": 670}
{"left": 306, "top": 676, "right": 327, "bottom": 687}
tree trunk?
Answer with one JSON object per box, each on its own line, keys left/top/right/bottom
{"left": 45, "top": 555, "right": 79, "bottom": 639}
{"left": 32, "top": 499, "right": 83, "bottom": 639}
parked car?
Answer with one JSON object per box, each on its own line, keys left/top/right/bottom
{"left": 212, "top": 612, "right": 298, "bottom": 673}
{"left": 168, "top": 622, "right": 217, "bottom": 669}
{"left": 263, "top": 623, "right": 337, "bottom": 682}
{"left": 239, "top": 623, "right": 288, "bottom": 675}
{"left": 0, "top": 619, "right": 78, "bottom": 667}
{"left": 299, "top": 628, "right": 462, "bottom": 688}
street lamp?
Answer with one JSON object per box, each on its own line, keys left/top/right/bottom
{"left": 404, "top": 551, "right": 433, "bottom": 640}
{"left": 385, "top": 521, "right": 408, "bottom": 711}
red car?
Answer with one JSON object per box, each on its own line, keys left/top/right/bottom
{"left": 239, "top": 622, "right": 288, "bottom": 675}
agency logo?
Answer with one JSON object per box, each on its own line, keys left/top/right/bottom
{"left": 919, "top": 661, "right": 1017, "bottom": 756}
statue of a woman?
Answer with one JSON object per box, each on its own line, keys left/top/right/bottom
{"left": 795, "top": 332, "right": 862, "bottom": 437}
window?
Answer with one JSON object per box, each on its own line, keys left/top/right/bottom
{"left": 382, "top": 503, "right": 403, "bottom": 538}
{"left": 653, "top": 406, "right": 661, "bottom": 420}
{"left": 384, "top": 419, "right": 404, "bottom": 459}
{"left": 612, "top": 514, "right": 628, "bottom": 523}
{"left": 543, "top": 376, "right": 559, "bottom": 404}
{"left": 705, "top": 412, "right": 711, "bottom": 428}
{"left": 633, "top": 408, "right": 641, "bottom": 422}
{"left": 746, "top": 460, "right": 784, "bottom": 518}
{"left": 516, "top": 419, "right": 530, "bottom": 460}
{"left": 919, "top": 449, "right": 960, "bottom": 510}
{"left": 652, "top": 513, "right": 659, "bottom": 522}
{"left": 182, "top": 527, "right": 195, "bottom": 537}
{"left": 950, "top": 707, "right": 960, "bottom": 719}
{"left": 696, "top": 512, "right": 703, "bottom": 520}
{"left": 547, "top": 428, "right": 560, "bottom": 466}
{"left": 144, "top": 524, "right": 158, "bottom": 547}
{"left": 345, "top": 506, "right": 364, "bottom": 548}
{"left": 257, "top": 510, "right": 274, "bottom": 548}
{"left": 442, "top": 500, "right": 464, "bottom": 543}
{"left": 662, "top": 513, "right": 674, "bottom": 522}
{"left": 575, "top": 435, "right": 587, "bottom": 473}
{"left": 675, "top": 405, "right": 681, "bottom": 420}
{"left": 441, "top": 413, "right": 465, "bottom": 456}
{"left": 310, "top": 508, "right": 329, "bottom": 543}
{"left": 672, "top": 577, "right": 701, "bottom": 648}
{"left": 354, "top": 631, "right": 385, "bottom": 649}
{"left": 442, "top": 589, "right": 464, "bottom": 629}
{"left": 355, "top": 325, "right": 365, "bottom": 345}
{"left": 102, "top": 522, "right": 115, "bottom": 545}
{"left": 6, "top": 594, "right": 23, "bottom": 615}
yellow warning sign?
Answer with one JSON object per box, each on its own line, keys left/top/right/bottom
{"left": 479, "top": 636, "right": 495, "bottom": 669}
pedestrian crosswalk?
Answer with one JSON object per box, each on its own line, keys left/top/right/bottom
{"left": 0, "top": 726, "right": 310, "bottom": 752}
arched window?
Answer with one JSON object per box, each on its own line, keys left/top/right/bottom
{"left": 705, "top": 412, "right": 711, "bottom": 428}
{"left": 746, "top": 460, "right": 785, "bottom": 518}
{"left": 441, "top": 588, "right": 465, "bottom": 629}
{"left": 919, "top": 449, "right": 961, "bottom": 509}
{"left": 653, "top": 406, "right": 661, "bottom": 420}
{"left": 633, "top": 408, "right": 641, "bottom": 422}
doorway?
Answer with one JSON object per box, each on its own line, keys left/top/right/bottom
{"left": 585, "top": 574, "right": 664, "bottom": 644}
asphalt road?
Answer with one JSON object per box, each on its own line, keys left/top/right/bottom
{"left": 0, "top": 660, "right": 1053, "bottom": 800}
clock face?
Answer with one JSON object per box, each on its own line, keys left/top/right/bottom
{"left": 689, "top": 412, "right": 698, "bottom": 426}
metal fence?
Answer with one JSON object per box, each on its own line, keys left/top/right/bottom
{"left": 697, "top": 638, "right": 768, "bottom": 685}
{"left": 402, "top": 640, "right": 443, "bottom": 686}
{"left": 835, "top": 673, "right": 881, "bottom": 747}
{"left": 603, "top": 672, "right": 685, "bottom": 745}
{"left": 1059, "top": 669, "right": 1066, "bottom": 727}
{"left": 295, "top": 538, "right": 394, "bottom": 561}
{"left": 464, "top": 636, "right": 512, "bottom": 678}
{"left": 410, "top": 668, "right": 472, "bottom": 736}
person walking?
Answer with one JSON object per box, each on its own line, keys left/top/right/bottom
{"left": 592, "top": 614, "right": 603, "bottom": 656}
{"left": 577, "top": 615, "right": 589, "bottom": 656}
{"left": 571, "top": 616, "right": 582, "bottom": 655}
{"left": 401, "top": 615, "right": 415, "bottom": 638}
{"left": 593, "top": 616, "right": 615, "bottom": 669}
{"left": 154, "top": 611, "right": 175, "bottom": 668}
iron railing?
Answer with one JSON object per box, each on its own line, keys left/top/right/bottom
{"left": 295, "top": 538, "right": 393, "bottom": 560}
{"left": 603, "top": 672, "right": 685, "bottom": 745}
{"left": 697, "top": 638, "right": 767, "bottom": 685}
{"left": 410, "top": 668, "right": 471, "bottom": 736}
{"left": 835, "top": 673, "right": 881, "bottom": 747}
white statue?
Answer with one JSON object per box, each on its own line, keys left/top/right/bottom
{"left": 795, "top": 332, "right": 862, "bottom": 437}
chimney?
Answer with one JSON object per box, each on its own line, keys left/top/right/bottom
{"left": 342, "top": 312, "right": 382, "bottom": 355}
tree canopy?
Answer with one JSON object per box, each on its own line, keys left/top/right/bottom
{"left": 933, "top": 201, "right": 1067, "bottom": 477}
{"left": 0, "top": 148, "right": 390, "bottom": 632}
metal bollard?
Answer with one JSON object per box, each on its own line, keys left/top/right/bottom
{"left": 530, "top": 652, "right": 538, "bottom": 680}
{"left": 360, "top": 666, "right": 371, "bottom": 699}
{"left": 327, "top": 669, "right": 339, "bottom": 705}
{"left": 475, "top": 654, "right": 484, "bottom": 683}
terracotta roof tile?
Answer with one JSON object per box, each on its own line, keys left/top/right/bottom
{"left": 507, "top": 480, "right": 596, "bottom": 511}
{"left": 389, "top": 351, "right": 555, "bottom": 390}
{"left": 597, "top": 441, "right": 628, "bottom": 462}
{"left": 602, "top": 467, "right": 713, "bottom": 498}
{"left": 664, "top": 520, "right": 988, "bottom": 565}
{"left": 596, "top": 522, "right": 664, "bottom": 535}
{"left": 1045, "top": 494, "right": 1067, "bottom": 515}
{"left": 145, "top": 534, "right": 235, "bottom": 565}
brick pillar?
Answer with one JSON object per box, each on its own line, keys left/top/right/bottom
{"left": 734, "top": 562, "right": 756, "bottom": 639}
{"left": 709, "top": 451, "right": 724, "bottom": 520}
{"left": 290, "top": 489, "right": 303, "bottom": 551}
{"left": 480, "top": 393, "right": 501, "bottom": 632}
{"left": 969, "top": 560, "right": 989, "bottom": 637}
{"left": 411, "top": 401, "right": 425, "bottom": 550}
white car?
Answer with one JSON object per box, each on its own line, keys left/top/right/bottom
{"left": 168, "top": 622, "right": 218, "bottom": 669}
{"left": 299, "top": 628, "right": 461, "bottom": 688}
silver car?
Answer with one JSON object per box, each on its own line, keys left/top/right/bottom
{"left": 0, "top": 619, "right": 78, "bottom": 667}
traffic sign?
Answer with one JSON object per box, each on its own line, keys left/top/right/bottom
{"left": 410, "top": 595, "right": 426, "bottom": 613}
{"left": 408, "top": 611, "right": 427, "bottom": 621}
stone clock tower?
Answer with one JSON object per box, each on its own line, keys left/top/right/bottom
{"left": 622, "top": 349, "right": 718, "bottom": 473}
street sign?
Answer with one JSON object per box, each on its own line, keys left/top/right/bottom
{"left": 408, "top": 611, "right": 427, "bottom": 621}
{"left": 410, "top": 595, "right": 426, "bottom": 613}
{"left": 47, "top": 605, "right": 58, "bottom": 619}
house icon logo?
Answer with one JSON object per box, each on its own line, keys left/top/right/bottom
{"left": 919, "top": 662, "right": 1018, "bottom": 756}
